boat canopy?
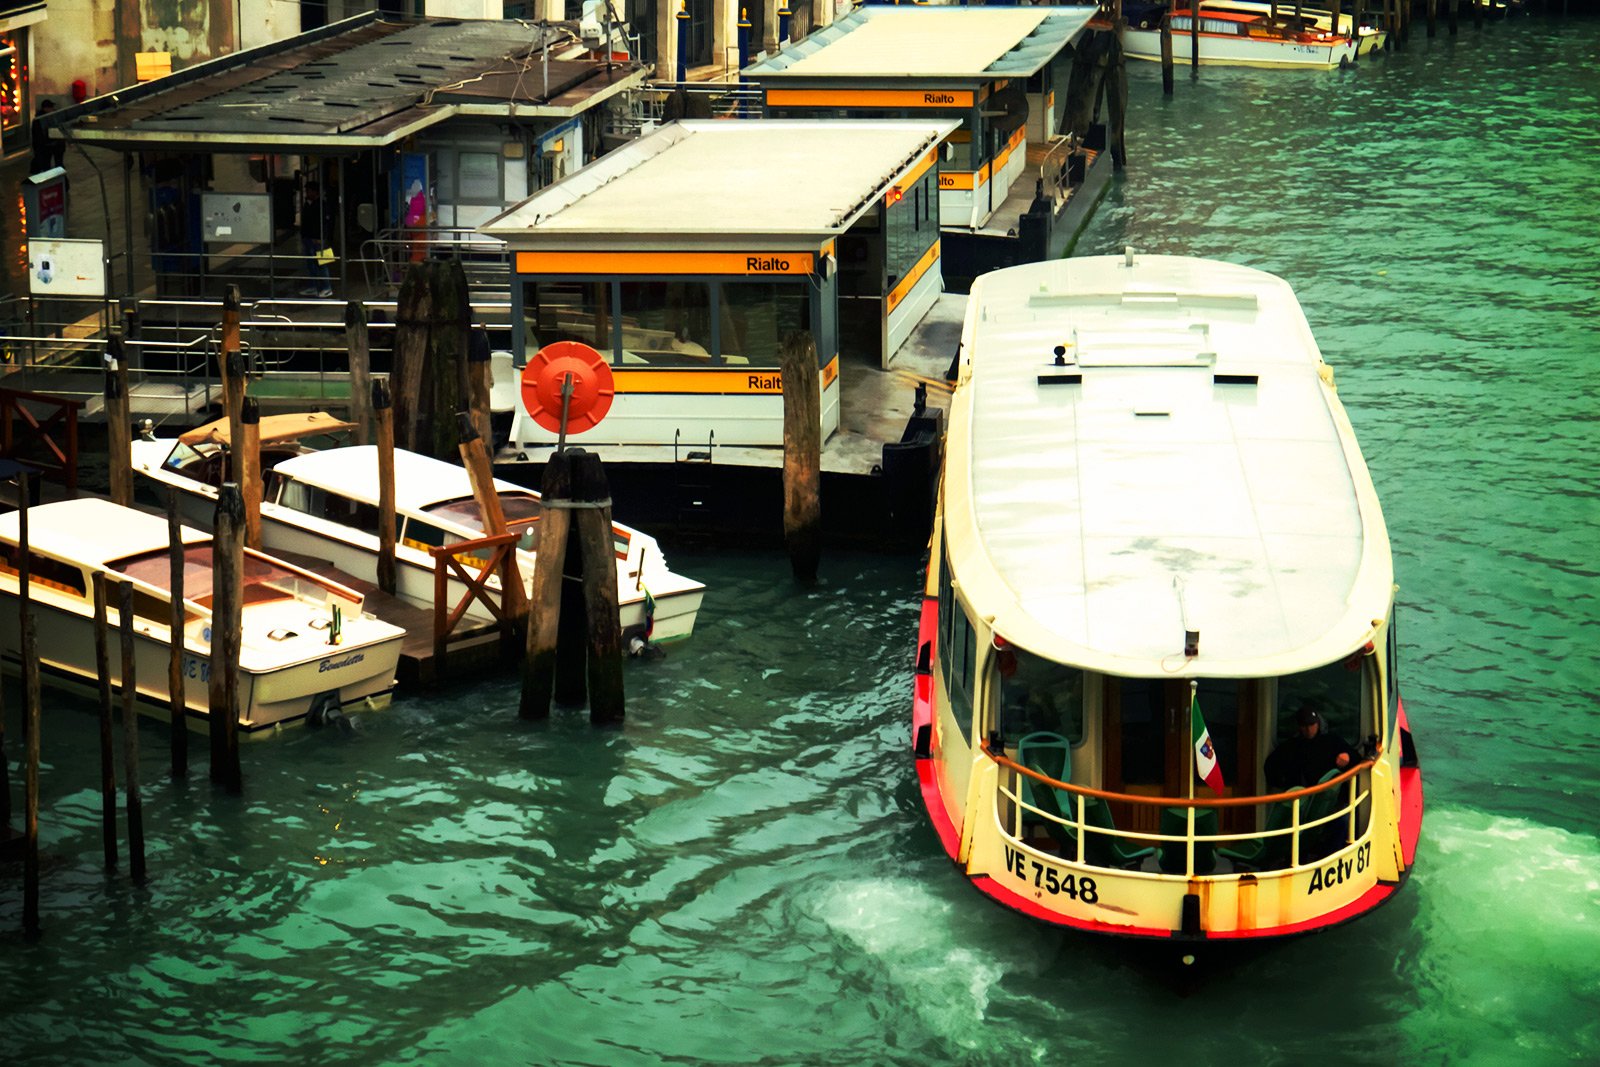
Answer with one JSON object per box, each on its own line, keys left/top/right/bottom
{"left": 179, "top": 411, "right": 355, "bottom": 448}
{"left": 944, "top": 254, "right": 1393, "bottom": 677}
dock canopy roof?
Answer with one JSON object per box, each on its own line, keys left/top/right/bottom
{"left": 481, "top": 119, "right": 958, "bottom": 248}
{"left": 43, "top": 13, "right": 646, "bottom": 152}
{"left": 742, "top": 6, "right": 1100, "bottom": 81}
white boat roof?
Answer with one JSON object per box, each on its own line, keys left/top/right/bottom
{"left": 743, "top": 7, "right": 1099, "bottom": 80}
{"left": 480, "top": 120, "right": 956, "bottom": 245}
{"left": 273, "top": 445, "right": 535, "bottom": 515}
{"left": 944, "top": 253, "right": 1393, "bottom": 677}
{"left": 0, "top": 497, "right": 207, "bottom": 567}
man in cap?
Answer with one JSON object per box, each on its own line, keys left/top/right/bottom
{"left": 1264, "top": 703, "right": 1356, "bottom": 791}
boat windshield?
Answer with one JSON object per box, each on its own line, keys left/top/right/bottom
{"left": 162, "top": 441, "right": 227, "bottom": 486}
{"left": 109, "top": 545, "right": 332, "bottom": 608}
{"left": 997, "top": 644, "right": 1085, "bottom": 748}
{"left": 424, "top": 493, "right": 544, "bottom": 551}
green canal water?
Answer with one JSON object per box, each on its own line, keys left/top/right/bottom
{"left": 4, "top": 16, "right": 1598, "bottom": 1066}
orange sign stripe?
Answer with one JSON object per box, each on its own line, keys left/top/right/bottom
{"left": 516, "top": 251, "right": 816, "bottom": 276}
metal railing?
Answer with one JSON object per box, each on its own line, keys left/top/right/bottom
{"left": 988, "top": 741, "right": 1375, "bottom": 879}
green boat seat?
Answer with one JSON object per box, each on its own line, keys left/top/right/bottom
{"left": 1017, "top": 732, "right": 1074, "bottom": 851}
{"left": 1080, "top": 795, "right": 1155, "bottom": 871}
{"left": 1218, "top": 799, "right": 1294, "bottom": 871}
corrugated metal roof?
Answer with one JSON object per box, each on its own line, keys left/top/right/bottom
{"left": 743, "top": 6, "right": 1100, "bottom": 81}
{"left": 52, "top": 15, "right": 645, "bottom": 151}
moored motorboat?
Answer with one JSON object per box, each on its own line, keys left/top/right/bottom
{"left": 1125, "top": 0, "right": 1388, "bottom": 56}
{"left": 131, "top": 420, "right": 704, "bottom": 646}
{"left": 1121, "top": 6, "right": 1362, "bottom": 68}
{"left": 912, "top": 252, "right": 1422, "bottom": 949}
{"left": 0, "top": 498, "right": 404, "bottom": 731}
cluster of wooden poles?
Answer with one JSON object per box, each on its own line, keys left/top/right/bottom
{"left": 3, "top": 274, "right": 658, "bottom": 936}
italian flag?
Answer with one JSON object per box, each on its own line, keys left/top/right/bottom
{"left": 1191, "top": 692, "right": 1225, "bottom": 796}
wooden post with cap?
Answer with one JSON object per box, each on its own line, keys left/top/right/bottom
{"left": 570, "top": 449, "right": 624, "bottom": 724}
{"left": 220, "top": 285, "right": 241, "bottom": 415}
{"left": 467, "top": 328, "right": 494, "bottom": 454}
{"left": 18, "top": 476, "right": 42, "bottom": 936}
{"left": 209, "top": 483, "right": 244, "bottom": 793}
{"left": 118, "top": 579, "right": 147, "bottom": 883}
{"left": 240, "top": 396, "right": 262, "bottom": 550}
{"left": 779, "top": 330, "right": 821, "bottom": 586}
{"left": 167, "top": 490, "right": 189, "bottom": 777}
{"left": 105, "top": 331, "right": 134, "bottom": 507}
{"left": 520, "top": 447, "right": 573, "bottom": 720}
{"left": 346, "top": 300, "right": 373, "bottom": 445}
{"left": 92, "top": 573, "right": 118, "bottom": 871}
{"left": 374, "top": 379, "right": 397, "bottom": 596}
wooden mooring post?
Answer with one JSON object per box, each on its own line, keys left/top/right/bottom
{"left": 93, "top": 573, "right": 118, "bottom": 871}
{"left": 167, "top": 490, "right": 189, "bottom": 778}
{"left": 1160, "top": 5, "right": 1175, "bottom": 94}
{"left": 241, "top": 396, "right": 262, "bottom": 550}
{"left": 1427, "top": 0, "right": 1438, "bottom": 37}
{"left": 1190, "top": 0, "right": 1201, "bottom": 74}
{"left": 118, "top": 579, "right": 146, "bottom": 884}
{"left": 18, "top": 476, "right": 41, "bottom": 936}
{"left": 209, "top": 483, "right": 244, "bottom": 793}
{"left": 220, "top": 285, "right": 241, "bottom": 415}
{"left": 457, "top": 411, "right": 525, "bottom": 621}
{"left": 345, "top": 301, "right": 373, "bottom": 446}
{"left": 780, "top": 331, "right": 821, "bottom": 586}
{"left": 467, "top": 329, "right": 495, "bottom": 453}
{"left": 374, "top": 379, "right": 397, "bottom": 595}
{"left": 519, "top": 448, "right": 624, "bottom": 724}
{"left": 105, "top": 336, "right": 134, "bottom": 508}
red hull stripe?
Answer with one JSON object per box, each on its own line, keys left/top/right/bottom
{"left": 913, "top": 595, "right": 962, "bottom": 859}
{"left": 1396, "top": 697, "right": 1425, "bottom": 866}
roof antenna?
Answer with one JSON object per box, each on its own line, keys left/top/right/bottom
{"left": 1175, "top": 576, "right": 1198, "bottom": 657}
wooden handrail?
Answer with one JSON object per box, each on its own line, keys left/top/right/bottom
{"left": 983, "top": 741, "right": 1375, "bottom": 809}
{"left": 428, "top": 532, "right": 519, "bottom": 665}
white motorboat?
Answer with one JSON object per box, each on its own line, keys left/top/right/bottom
{"left": 0, "top": 498, "right": 404, "bottom": 731}
{"left": 131, "top": 418, "right": 704, "bottom": 645}
{"left": 1125, "top": 1, "right": 1388, "bottom": 57}
{"left": 1122, "top": 7, "right": 1362, "bottom": 69}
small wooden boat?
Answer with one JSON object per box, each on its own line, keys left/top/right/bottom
{"left": 912, "top": 252, "right": 1422, "bottom": 950}
{"left": 0, "top": 498, "right": 404, "bottom": 731}
{"left": 131, "top": 417, "right": 704, "bottom": 646}
{"left": 1122, "top": 6, "right": 1362, "bottom": 69}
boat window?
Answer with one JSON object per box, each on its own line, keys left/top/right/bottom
{"left": 717, "top": 282, "right": 808, "bottom": 368}
{"left": 997, "top": 646, "right": 1084, "bottom": 745}
{"left": 402, "top": 518, "right": 450, "bottom": 553}
{"left": 1276, "top": 655, "right": 1369, "bottom": 755}
{"left": 1385, "top": 608, "right": 1400, "bottom": 744}
{"left": 278, "top": 481, "right": 383, "bottom": 537}
{"left": 424, "top": 494, "right": 544, "bottom": 553}
{"left": 618, "top": 280, "right": 717, "bottom": 368}
{"left": 164, "top": 441, "right": 227, "bottom": 487}
{"left": 0, "top": 546, "right": 87, "bottom": 598}
{"left": 938, "top": 551, "right": 978, "bottom": 742}
{"left": 524, "top": 280, "right": 614, "bottom": 358}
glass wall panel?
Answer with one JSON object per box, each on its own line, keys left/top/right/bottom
{"left": 617, "top": 280, "right": 715, "bottom": 366}
{"left": 523, "top": 281, "right": 614, "bottom": 358}
{"left": 718, "top": 282, "right": 808, "bottom": 368}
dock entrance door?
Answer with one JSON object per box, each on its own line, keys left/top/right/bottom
{"left": 836, "top": 210, "right": 886, "bottom": 366}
